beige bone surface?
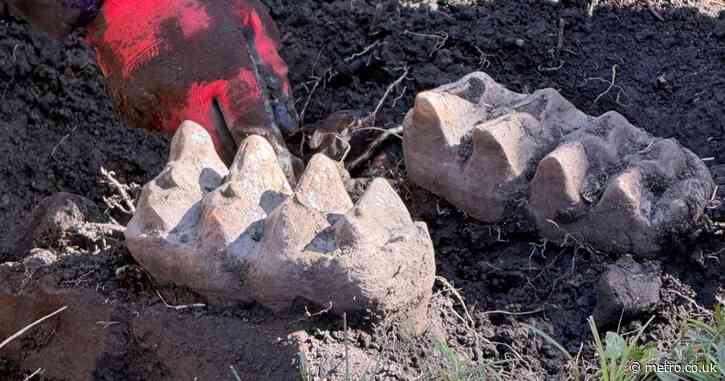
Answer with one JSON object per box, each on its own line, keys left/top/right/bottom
{"left": 126, "top": 121, "right": 435, "bottom": 331}
{"left": 404, "top": 72, "right": 714, "bottom": 255}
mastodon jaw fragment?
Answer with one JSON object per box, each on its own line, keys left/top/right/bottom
{"left": 126, "top": 121, "right": 435, "bottom": 330}
{"left": 404, "top": 72, "right": 715, "bottom": 256}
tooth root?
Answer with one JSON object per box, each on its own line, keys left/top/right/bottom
{"left": 295, "top": 154, "right": 353, "bottom": 214}
{"left": 530, "top": 142, "right": 589, "bottom": 226}
{"left": 226, "top": 135, "right": 293, "bottom": 206}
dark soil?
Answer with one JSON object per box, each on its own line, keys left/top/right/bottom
{"left": 1, "top": 0, "right": 724, "bottom": 380}
{"left": 0, "top": 20, "right": 169, "bottom": 261}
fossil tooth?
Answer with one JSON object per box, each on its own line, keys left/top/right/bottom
{"left": 127, "top": 125, "right": 435, "bottom": 332}
{"left": 404, "top": 72, "right": 715, "bottom": 255}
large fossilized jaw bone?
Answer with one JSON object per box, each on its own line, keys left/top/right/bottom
{"left": 404, "top": 72, "right": 715, "bottom": 255}
{"left": 126, "top": 121, "right": 435, "bottom": 331}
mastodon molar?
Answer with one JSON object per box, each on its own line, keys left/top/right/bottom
{"left": 126, "top": 121, "right": 435, "bottom": 332}
{"left": 404, "top": 72, "right": 714, "bottom": 256}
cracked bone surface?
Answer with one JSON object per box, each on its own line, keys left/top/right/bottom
{"left": 404, "top": 72, "right": 715, "bottom": 256}
{"left": 126, "top": 121, "right": 435, "bottom": 330}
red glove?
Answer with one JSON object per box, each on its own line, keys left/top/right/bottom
{"left": 85, "top": 0, "right": 299, "bottom": 174}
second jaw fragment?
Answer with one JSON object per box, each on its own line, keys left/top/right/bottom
{"left": 126, "top": 121, "right": 435, "bottom": 330}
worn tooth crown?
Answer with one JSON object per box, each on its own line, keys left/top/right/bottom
{"left": 404, "top": 72, "right": 715, "bottom": 255}
{"left": 226, "top": 135, "right": 293, "bottom": 201}
{"left": 126, "top": 122, "right": 435, "bottom": 331}
{"left": 529, "top": 142, "right": 590, "bottom": 224}
{"left": 294, "top": 154, "right": 353, "bottom": 214}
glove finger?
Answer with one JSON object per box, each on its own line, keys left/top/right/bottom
{"left": 240, "top": 1, "right": 299, "bottom": 137}
{"left": 210, "top": 79, "right": 302, "bottom": 183}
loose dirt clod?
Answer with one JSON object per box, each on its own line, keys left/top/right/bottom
{"left": 404, "top": 72, "right": 716, "bottom": 256}
{"left": 593, "top": 255, "right": 662, "bottom": 327}
{"left": 16, "top": 192, "right": 106, "bottom": 255}
{"left": 21, "top": 249, "right": 58, "bottom": 275}
{"left": 126, "top": 121, "right": 436, "bottom": 331}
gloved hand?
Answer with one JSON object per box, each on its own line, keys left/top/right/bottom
{"left": 86, "top": 0, "right": 300, "bottom": 177}
{"left": 4, "top": 0, "right": 301, "bottom": 178}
